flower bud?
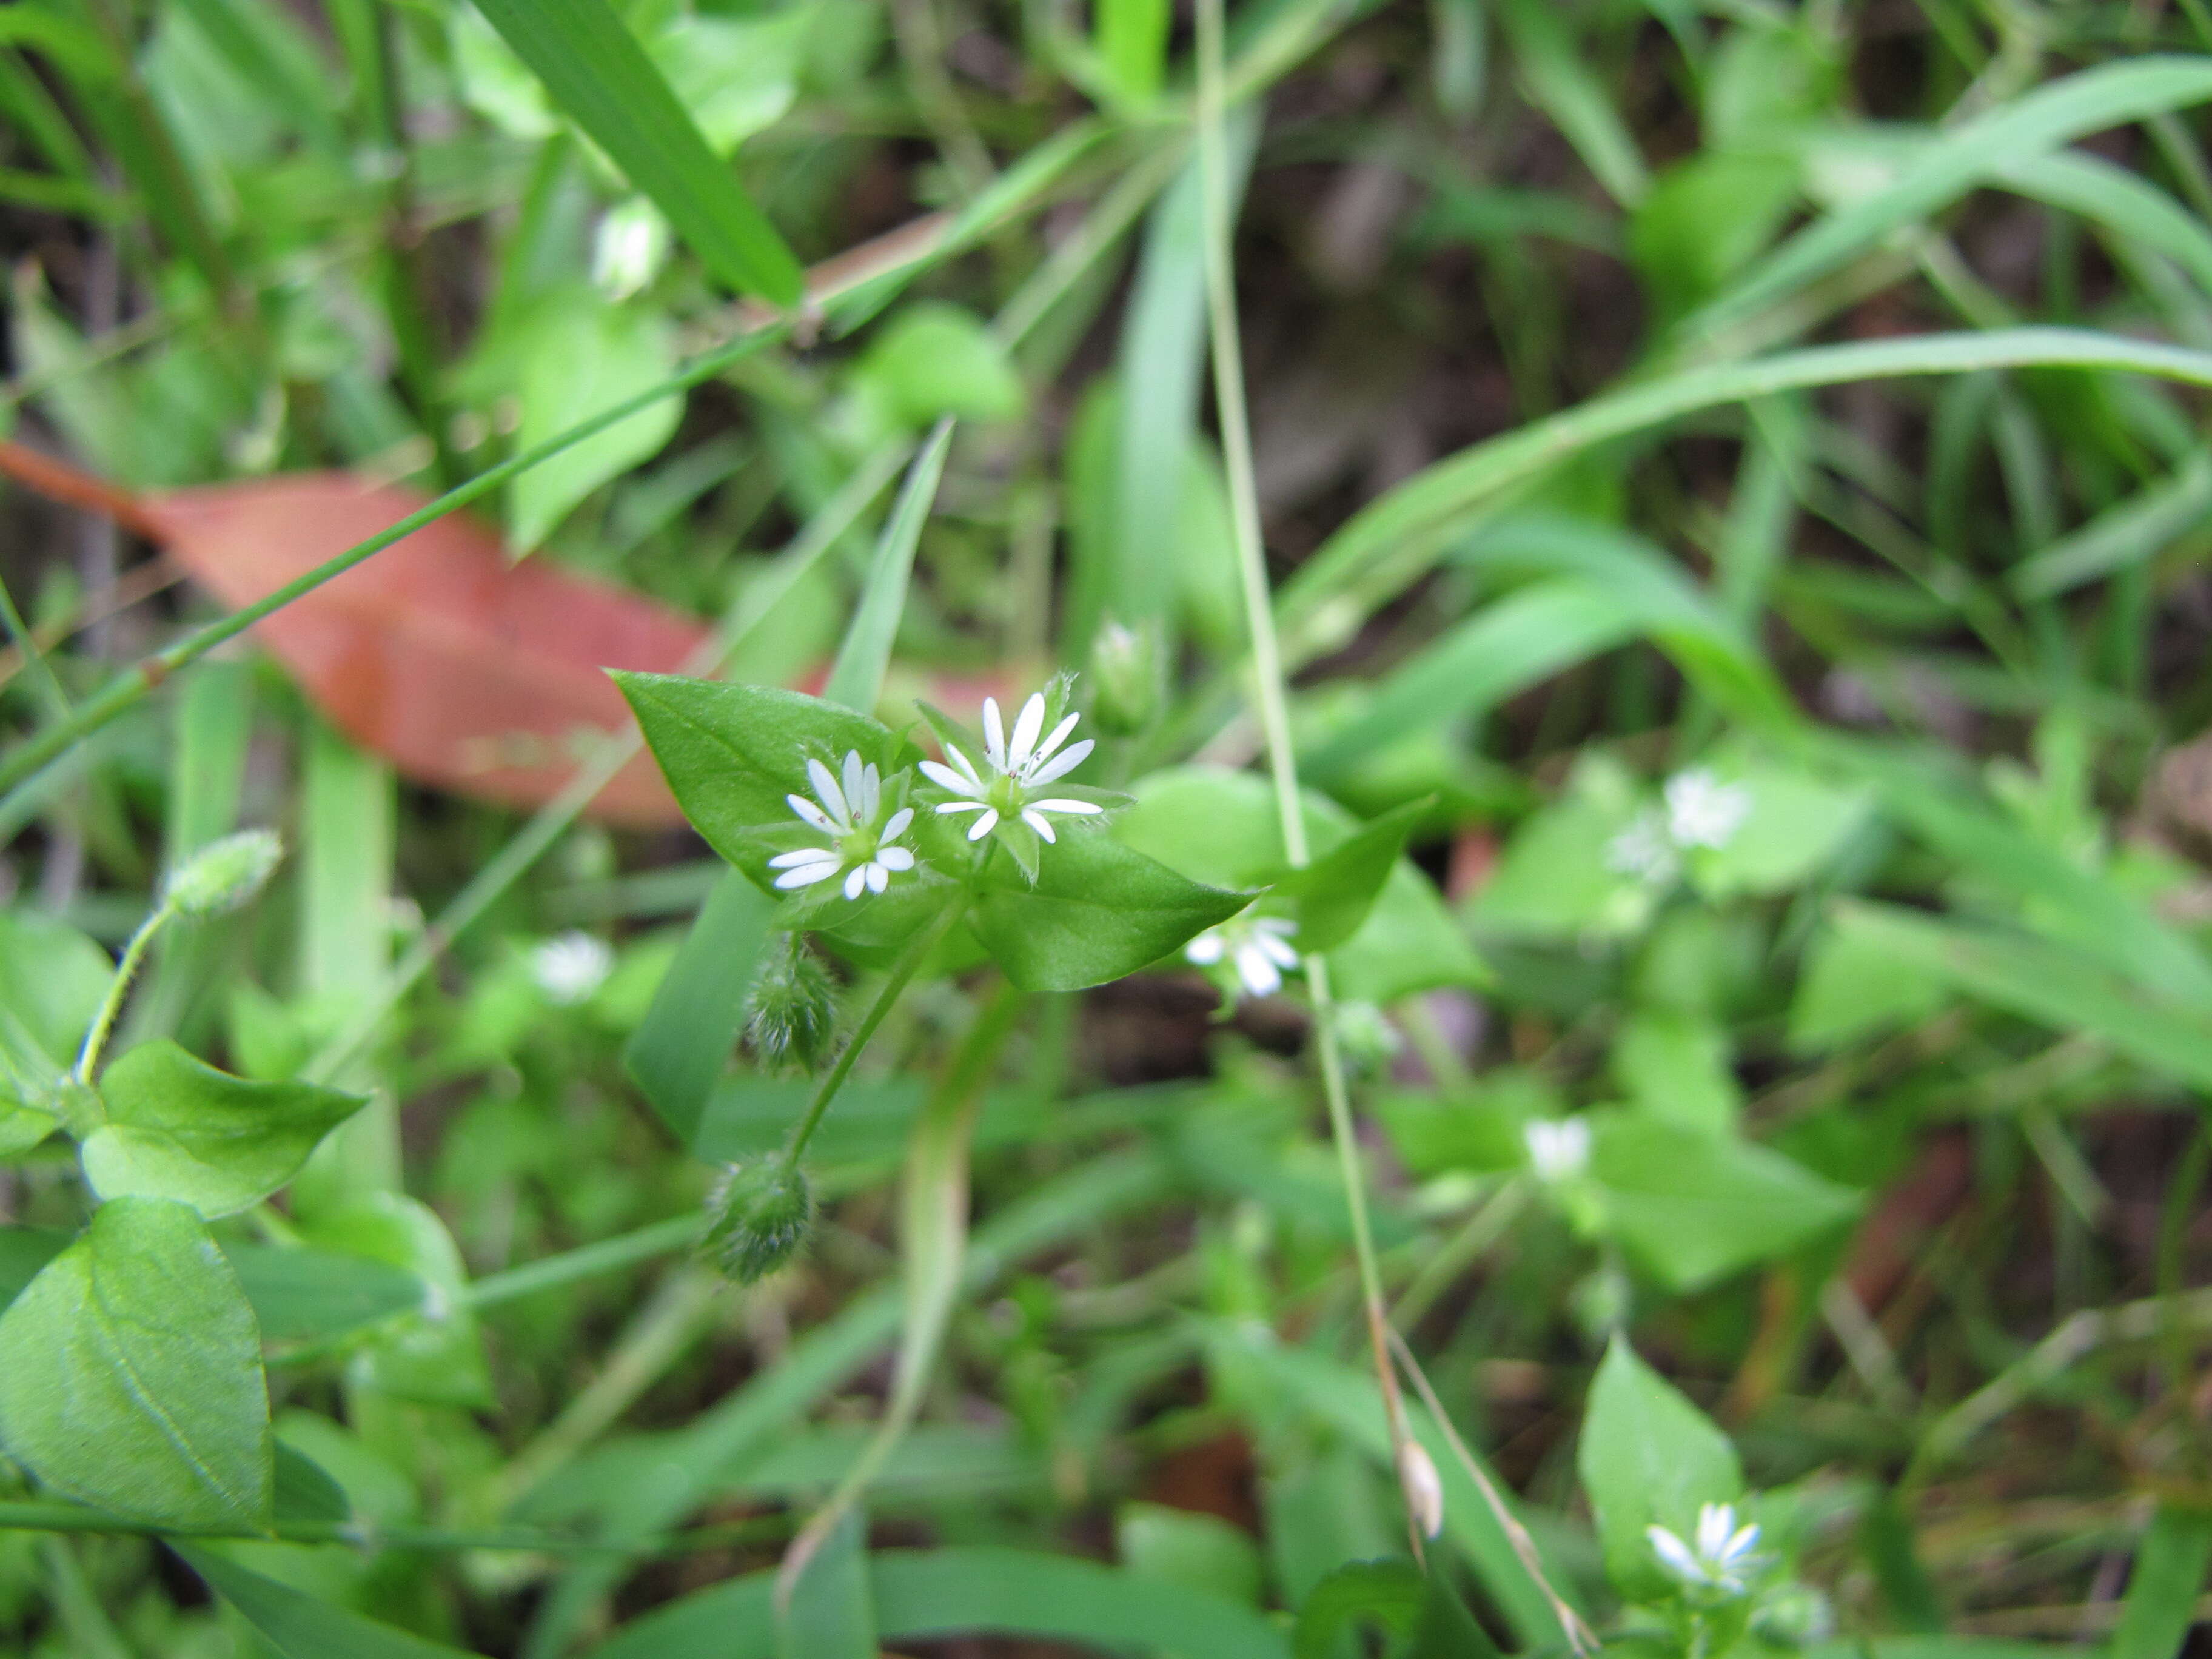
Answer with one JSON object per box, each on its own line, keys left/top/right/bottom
{"left": 744, "top": 934, "right": 837, "bottom": 1073}
{"left": 702, "top": 1163, "right": 815, "bottom": 1285}
{"left": 166, "top": 830, "right": 283, "bottom": 917}
{"left": 1396, "top": 1439, "right": 1445, "bottom": 1539}
{"left": 592, "top": 196, "right": 671, "bottom": 301}
{"left": 1087, "top": 620, "right": 1160, "bottom": 736}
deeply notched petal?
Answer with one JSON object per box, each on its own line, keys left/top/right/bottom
{"left": 1008, "top": 693, "right": 1045, "bottom": 768}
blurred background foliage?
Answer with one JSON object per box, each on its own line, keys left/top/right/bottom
{"left": 7, "top": 0, "right": 2212, "bottom": 1654}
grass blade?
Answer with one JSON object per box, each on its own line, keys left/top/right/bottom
{"left": 469, "top": 0, "right": 802, "bottom": 306}
{"left": 820, "top": 419, "right": 953, "bottom": 714}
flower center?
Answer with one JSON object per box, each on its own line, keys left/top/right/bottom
{"left": 839, "top": 826, "right": 879, "bottom": 863}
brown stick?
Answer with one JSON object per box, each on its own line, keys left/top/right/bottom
{"left": 0, "top": 439, "right": 165, "bottom": 540}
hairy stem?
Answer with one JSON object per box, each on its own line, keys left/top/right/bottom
{"left": 778, "top": 894, "right": 968, "bottom": 1173}
{"left": 73, "top": 899, "right": 172, "bottom": 1083}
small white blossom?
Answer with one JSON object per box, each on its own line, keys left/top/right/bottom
{"left": 768, "top": 751, "right": 917, "bottom": 900}
{"left": 592, "top": 197, "right": 670, "bottom": 300}
{"left": 1663, "top": 768, "right": 1751, "bottom": 850}
{"left": 1647, "top": 1502, "right": 1765, "bottom": 1597}
{"left": 920, "top": 692, "right": 1101, "bottom": 844}
{"left": 533, "top": 932, "right": 613, "bottom": 1006}
{"left": 1606, "top": 810, "right": 1681, "bottom": 885}
{"left": 1523, "top": 1118, "right": 1592, "bottom": 1182}
{"left": 1186, "top": 914, "right": 1301, "bottom": 998}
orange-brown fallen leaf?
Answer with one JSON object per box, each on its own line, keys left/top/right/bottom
{"left": 1, "top": 444, "right": 704, "bottom": 825}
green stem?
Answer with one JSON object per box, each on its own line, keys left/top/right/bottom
{"left": 462, "top": 1213, "right": 705, "bottom": 1311}
{"left": 778, "top": 894, "right": 968, "bottom": 1174}
{"left": 0, "top": 326, "right": 786, "bottom": 808}
{"left": 1193, "top": 0, "right": 1419, "bottom": 1547}
{"left": 73, "top": 899, "right": 172, "bottom": 1082}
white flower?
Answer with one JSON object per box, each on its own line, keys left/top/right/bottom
{"left": 1664, "top": 768, "right": 1750, "bottom": 851}
{"left": 1647, "top": 1501, "right": 1765, "bottom": 1597}
{"left": 1606, "top": 810, "right": 1681, "bottom": 885}
{"left": 920, "top": 692, "right": 1101, "bottom": 845}
{"left": 1185, "top": 914, "right": 1301, "bottom": 998}
{"left": 1523, "top": 1118, "right": 1591, "bottom": 1182}
{"left": 592, "top": 196, "right": 670, "bottom": 300}
{"left": 767, "top": 751, "right": 917, "bottom": 900}
{"left": 533, "top": 932, "right": 613, "bottom": 1006}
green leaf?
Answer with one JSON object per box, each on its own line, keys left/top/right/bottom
{"left": 301, "top": 1195, "right": 489, "bottom": 1406}
{"left": 623, "top": 872, "right": 776, "bottom": 1145}
{"left": 1267, "top": 800, "right": 1427, "bottom": 954}
{"left": 857, "top": 308, "right": 1021, "bottom": 428}
{"left": 467, "top": 0, "right": 802, "bottom": 305}
{"left": 972, "top": 832, "right": 1250, "bottom": 993}
{"left": 1579, "top": 1336, "right": 1741, "bottom": 1600}
{"left": 1788, "top": 918, "right": 1951, "bottom": 1054}
{"left": 1118, "top": 768, "right": 1485, "bottom": 1000}
{"left": 1632, "top": 152, "right": 1798, "bottom": 315}
{"left": 1686, "top": 759, "right": 1869, "bottom": 898}
{"left": 1469, "top": 757, "right": 1656, "bottom": 941}
{"left": 80, "top": 1041, "right": 365, "bottom": 1218}
{"left": 1118, "top": 1501, "right": 1265, "bottom": 1607}
{"left": 272, "top": 1439, "right": 350, "bottom": 1524}
{"left": 593, "top": 1546, "right": 1294, "bottom": 1659}
{"left": 646, "top": 11, "right": 801, "bottom": 155}
{"left": 1687, "top": 57, "right": 2212, "bottom": 338}
{"left": 0, "top": 908, "right": 112, "bottom": 1066}
{"left": 614, "top": 674, "right": 919, "bottom": 881}
{"left": 1292, "top": 1559, "right": 1423, "bottom": 1659}
{"left": 176, "top": 1544, "right": 485, "bottom": 1658}
{"left": 822, "top": 420, "right": 953, "bottom": 713}
{"left": 2111, "top": 1505, "right": 2212, "bottom": 1659}
{"left": 1612, "top": 1010, "right": 1741, "bottom": 1134}
{"left": 0, "top": 1197, "right": 270, "bottom": 1530}
{"left": 1828, "top": 900, "right": 2212, "bottom": 1091}
{"left": 506, "top": 290, "right": 682, "bottom": 552}
{"left": 777, "top": 1506, "right": 876, "bottom": 1659}
{"left": 1589, "top": 1114, "right": 1862, "bottom": 1292}
{"left": 224, "top": 1244, "right": 426, "bottom": 1343}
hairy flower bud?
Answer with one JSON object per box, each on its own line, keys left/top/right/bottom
{"left": 744, "top": 934, "right": 837, "bottom": 1073}
{"left": 166, "top": 830, "right": 283, "bottom": 917}
{"left": 702, "top": 1164, "right": 814, "bottom": 1285}
{"left": 1087, "top": 619, "right": 1160, "bottom": 736}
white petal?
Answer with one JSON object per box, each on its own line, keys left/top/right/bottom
{"left": 866, "top": 861, "right": 889, "bottom": 893}
{"left": 876, "top": 846, "right": 915, "bottom": 871}
{"left": 945, "top": 743, "right": 985, "bottom": 788}
{"left": 774, "top": 861, "right": 842, "bottom": 889}
{"left": 1258, "top": 931, "right": 1301, "bottom": 968}
{"left": 1008, "top": 693, "right": 1045, "bottom": 768}
{"left": 769, "top": 847, "right": 836, "bottom": 868}
{"left": 1030, "top": 710, "right": 1081, "bottom": 765}
{"left": 788, "top": 794, "right": 837, "bottom": 832}
{"left": 1697, "top": 1504, "right": 1734, "bottom": 1560}
{"left": 1724, "top": 1523, "right": 1762, "bottom": 1563}
{"left": 1235, "top": 943, "right": 1283, "bottom": 997}
{"left": 966, "top": 808, "right": 999, "bottom": 841}
{"left": 843, "top": 865, "right": 867, "bottom": 900}
{"left": 1021, "top": 809, "right": 1057, "bottom": 843}
{"left": 982, "top": 698, "right": 1007, "bottom": 769}
{"left": 1185, "top": 931, "right": 1226, "bottom": 965}
{"left": 936, "top": 799, "right": 990, "bottom": 815}
{"left": 1030, "top": 798, "right": 1101, "bottom": 816}
{"left": 1023, "top": 738, "right": 1094, "bottom": 786}
{"left": 842, "top": 751, "right": 866, "bottom": 819}
{"left": 919, "top": 760, "right": 984, "bottom": 797}
{"left": 1649, "top": 1526, "right": 1704, "bottom": 1583}
{"left": 882, "top": 807, "right": 914, "bottom": 840}
{"left": 806, "top": 759, "right": 850, "bottom": 827}
{"left": 862, "top": 763, "right": 882, "bottom": 820}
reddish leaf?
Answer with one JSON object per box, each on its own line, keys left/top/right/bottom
{"left": 0, "top": 444, "right": 703, "bottom": 825}
{"left": 144, "top": 475, "right": 705, "bottom": 826}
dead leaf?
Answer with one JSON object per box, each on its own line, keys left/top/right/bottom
{"left": 2, "top": 444, "right": 701, "bottom": 825}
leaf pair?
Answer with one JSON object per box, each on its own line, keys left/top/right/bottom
{"left": 619, "top": 674, "right": 1252, "bottom": 990}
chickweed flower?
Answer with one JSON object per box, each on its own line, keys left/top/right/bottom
{"left": 532, "top": 931, "right": 614, "bottom": 1006}
{"left": 1664, "top": 768, "right": 1751, "bottom": 850}
{"left": 1523, "top": 1117, "right": 1592, "bottom": 1183}
{"left": 1185, "top": 914, "right": 1301, "bottom": 999}
{"left": 922, "top": 692, "right": 1101, "bottom": 844}
{"left": 1647, "top": 1501, "right": 1765, "bottom": 1597}
{"left": 769, "top": 752, "right": 917, "bottom": 900}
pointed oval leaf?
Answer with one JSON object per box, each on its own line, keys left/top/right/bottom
{"left": 81, "top": 1040, "right": 366, "bottom": 1218}
{"left": 971, "top": 831, "right": 1251, "bottom": 992}
{"left": 0, "top": 1196, "right": 271, "bottom": 1530}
